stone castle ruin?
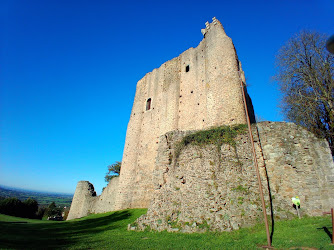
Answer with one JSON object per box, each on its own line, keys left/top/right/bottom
{"left": 67, "top": 18, "right": 334, "bottom": 232}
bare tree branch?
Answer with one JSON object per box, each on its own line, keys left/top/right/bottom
{"left": 274, "top": 30, "right": 334, "bottom": 154}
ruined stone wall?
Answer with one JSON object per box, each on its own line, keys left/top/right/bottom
{"left": 134, "top": 128, "right": 262, "bottom": 232}
{"left": 67, "top": 181, "right": 97, "bottom": 220}
{"left": 114, "top": 18, "right": 248, "bottom": 210}
{"left": 67, "top": 178, "right": 120, "bottom": 220}
{"left": 133, "top": 122, "right": 334, "bottom": 232}
{"left": 91, "top": 177, "right": 119, "bottom": 214}
{"left": 256, "top": 122, "right": 334, "bottom": 218}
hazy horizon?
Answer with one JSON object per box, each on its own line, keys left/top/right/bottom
{"left": 0, "top": 184, "right": 74, "bottom": 196}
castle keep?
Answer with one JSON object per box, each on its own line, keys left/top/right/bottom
{"left": 67, "top": 18, "right": 334, "bottom": 231}
{"left": 68, "top": 18, "right": 253, "bottom": 219}
{"left": 113, "top": 17, "right": 255, "bottom": 211}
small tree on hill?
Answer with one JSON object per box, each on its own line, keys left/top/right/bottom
{"left": 105, "top": 161, "right": 121, "bottom": 183}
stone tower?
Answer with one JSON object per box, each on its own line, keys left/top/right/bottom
{"left": 67, "top": 17, "right": 255, "bottom": 220}
{"left": 114, "top": 17, "right": 252, "bottom": 210}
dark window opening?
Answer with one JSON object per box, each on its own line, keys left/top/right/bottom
{"left": 146, "top": 98, "right": 151, "bottom": 111}
{"left": 186, "top": 65, "right": 190, "bottom": 72}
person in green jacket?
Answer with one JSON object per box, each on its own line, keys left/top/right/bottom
{"left": 291, "top": 196, "right": 301, "bottom": 218}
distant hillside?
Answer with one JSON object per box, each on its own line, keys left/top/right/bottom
{"left": 0, "top": 186, "right": 73, "bottom": 207}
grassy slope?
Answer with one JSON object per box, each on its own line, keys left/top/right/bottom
{"left": 0, "top": 209, "right": 333, "bottom": 249}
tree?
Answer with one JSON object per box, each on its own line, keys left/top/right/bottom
{"left": 45, "top": 202, "right": 62, "bottom": 217}
{"left": 22, "top": 198, "right": 38, "bottom": 218}
{"left": 0, "top": 197, "right": 24, "bottom": 217}
{"left": 105, "top": 161, "right": 121, "bottom": 183}
{"left": 36, "top": 206, "right": 47, "bottom": 219}
{"left": 274, "top": 30, "right": 334, "bottom": 155}
{"left": 0, "top": 197, "right": 38, "bottom": 218}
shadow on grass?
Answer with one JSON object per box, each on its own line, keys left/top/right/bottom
{"left": 0, "top": 210, "right": 133, "bottom": 249}
{"left": 317, "top": 226, "right": 333, "bottom": 241}
{"left": 3, "top": 221, "right": 28, "bottom": 224}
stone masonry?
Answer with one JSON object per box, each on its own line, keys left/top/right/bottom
{"left": 256, "top": 122, "right": 334, "bottom": 217}
{"left": 67, "top": 177, "right": 119, "bottom": 220}
{"left": 132, "top": 122, "right": 334, "bottom": 232}
{"left": 67, "top": 181, "right": 96, "bottom": 220}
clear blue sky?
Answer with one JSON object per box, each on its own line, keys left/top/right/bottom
{"left": 1, "top": 0, "right": 333, "bottom": 195}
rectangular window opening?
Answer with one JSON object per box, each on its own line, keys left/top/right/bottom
{"left": 146, "top": 98, "right": 151, "bottom": 111}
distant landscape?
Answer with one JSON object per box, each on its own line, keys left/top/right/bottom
{"left": 0, "top": 185, "right": 73, "bottom": 207}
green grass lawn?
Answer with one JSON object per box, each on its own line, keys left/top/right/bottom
{"left": 0, "top": 209, "right": 333, "bottom": 249}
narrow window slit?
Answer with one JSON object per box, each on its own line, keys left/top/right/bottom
{"left": 146, "top": 98, "right": 151, "bottom": 111}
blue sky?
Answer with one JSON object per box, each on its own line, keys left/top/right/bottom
{"left": 1, "top": 0, "right": 333, "bottom": 195}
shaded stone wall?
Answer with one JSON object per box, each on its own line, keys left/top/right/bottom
{"left": 133, "top": 122, "right": 334, "bottom": 232}
{"left": 67, "top": 181, "right": 97, "bottom": 220}
{"left": 91, "top": 177, "right": 119, "bottom": 214}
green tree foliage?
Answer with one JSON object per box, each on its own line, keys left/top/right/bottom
{"left": 274, "top": 30, "right": 334, "bottom": 154}
{"left": 0, "top": 198, "right": 24, "bottom": 217}
{"left": 23, "top": 198, "right": 38, "bottom": 218}
{"left": 36, "top": 206, "right": 47, "bottom": 219}
{"left": 45, "top": 202, "right": 62, "bottom": 217}
{"left": 0, "top": 197, "right": 39, "bottom": 218}
{"left": 105, "top": 161, "right": 121, "bottom": 183}
{"left": 22, "top": 198, "right": 39, "bottom": 218}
